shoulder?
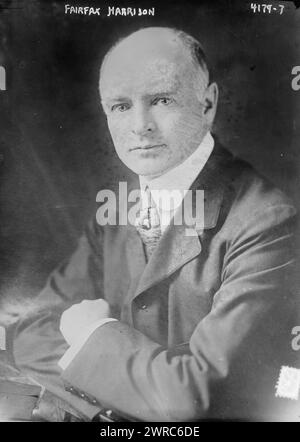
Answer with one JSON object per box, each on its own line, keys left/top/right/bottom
{"left": 216, "top": 145, "right": 297, "bottom": 235}
{"left": 231, "top": 158, "right": 295, "bottom": 216}
{"left": 205, "top": 137, "right": 297, "bottom": 237}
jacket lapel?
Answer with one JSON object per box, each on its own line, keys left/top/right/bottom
{"left": 133, "top": 186, "right": 224, "bottom": 297}
{"left": 129, "top": 142, "right": 233, "bottom": 299}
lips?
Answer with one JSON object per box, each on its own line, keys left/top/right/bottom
{"left": 130, "top": 144, "right": 165, "bottom": 151}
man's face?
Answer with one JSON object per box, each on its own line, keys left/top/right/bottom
{"left": 100, "top": 30, "right": 211, "bottom": 178}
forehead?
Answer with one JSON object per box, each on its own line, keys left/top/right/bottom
{"left": 100, "top": 34, "right": 194, "bottom": 101}
{"left": 101, "top": 59, "right": 183, "bottom": 101}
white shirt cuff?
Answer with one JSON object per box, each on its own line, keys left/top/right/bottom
{"left": 58, "top": 318, "right": 118, "bottom": 370}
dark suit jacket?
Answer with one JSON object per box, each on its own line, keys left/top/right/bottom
{"left": 12, "top": 142, "right": 298, "bottom": 421}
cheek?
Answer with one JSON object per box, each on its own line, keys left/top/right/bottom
{"left": 161, "top": 113, "right": 194, "bottom": 141}
{"left": 154, "top": 109, "right": 180, "bottom": 135}
{"left": 176, "top": 109, "right": 204, "bottom": 138}
{"left": 163, "top": 110, "right": 204, "bottom": 156}
{"left": 108, "top": 118, "right": 128, "bottom": 145}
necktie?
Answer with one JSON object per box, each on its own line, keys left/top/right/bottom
{"left": 135, "top": 186, "right": 162, "bottom": 260}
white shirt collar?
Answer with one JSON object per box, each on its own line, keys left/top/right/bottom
{"left": 139, "top": 131, "right": 214, "bottom": 214}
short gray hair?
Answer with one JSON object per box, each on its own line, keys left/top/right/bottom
{"left": 173, "top": 29, "right": 210, "bottom": 83}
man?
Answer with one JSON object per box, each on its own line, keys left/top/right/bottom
{"left": 12, "top": 27, "right": 297, "bottom": 421}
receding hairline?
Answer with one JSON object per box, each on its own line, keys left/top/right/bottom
{"left": 99, "top": 27, "right": 211, "bottom": 87}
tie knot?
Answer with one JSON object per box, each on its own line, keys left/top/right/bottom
{"left": 136, "top": 186, "right": 160, "bottom": 230}
{"left": 135, "top": 186, "right": 162, "bottom": 259}
{"left": 144, "top": 186, "right": 155, "bottom": 209}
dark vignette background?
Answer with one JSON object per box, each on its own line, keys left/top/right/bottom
{"left": 0, "top": 0, "right": 299, "bottom": 326}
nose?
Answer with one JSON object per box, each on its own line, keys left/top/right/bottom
{"left": 131, "top": 105, "right": 156, "bottom": 136}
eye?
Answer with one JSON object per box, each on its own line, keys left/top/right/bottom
{"left": 111, "top": 103, "right": 130, "bottom": 112}
{"left": 152, "top": 97, "right": 173, "bottom": 106}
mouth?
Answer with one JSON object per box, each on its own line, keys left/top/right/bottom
{"left": 130, "top": 144, "right": 166, "bottom": 152}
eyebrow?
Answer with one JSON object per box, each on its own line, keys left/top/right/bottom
{"left": 103, "top": 97, "right": 130, "bottom": 105}
{"left": 103, "top": 90, "right": 178, "bottom": 105}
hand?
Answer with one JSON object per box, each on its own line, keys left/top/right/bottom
{"left": 60, "top": 299, "right": 111, "bottom": 346}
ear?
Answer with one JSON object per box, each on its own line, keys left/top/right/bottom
{"left": 202, "top": 82, "right": 218, "bottom": 124}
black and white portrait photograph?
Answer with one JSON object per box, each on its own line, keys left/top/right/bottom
{"left": 0, "top": 0, "right": 300, "bottom": 426}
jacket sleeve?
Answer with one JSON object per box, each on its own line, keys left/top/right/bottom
{"left": 60, "top": 203, "right": 298, "bottom": 422}
{"left": 12, "top": 218, "right": 104, "bottom": 419}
